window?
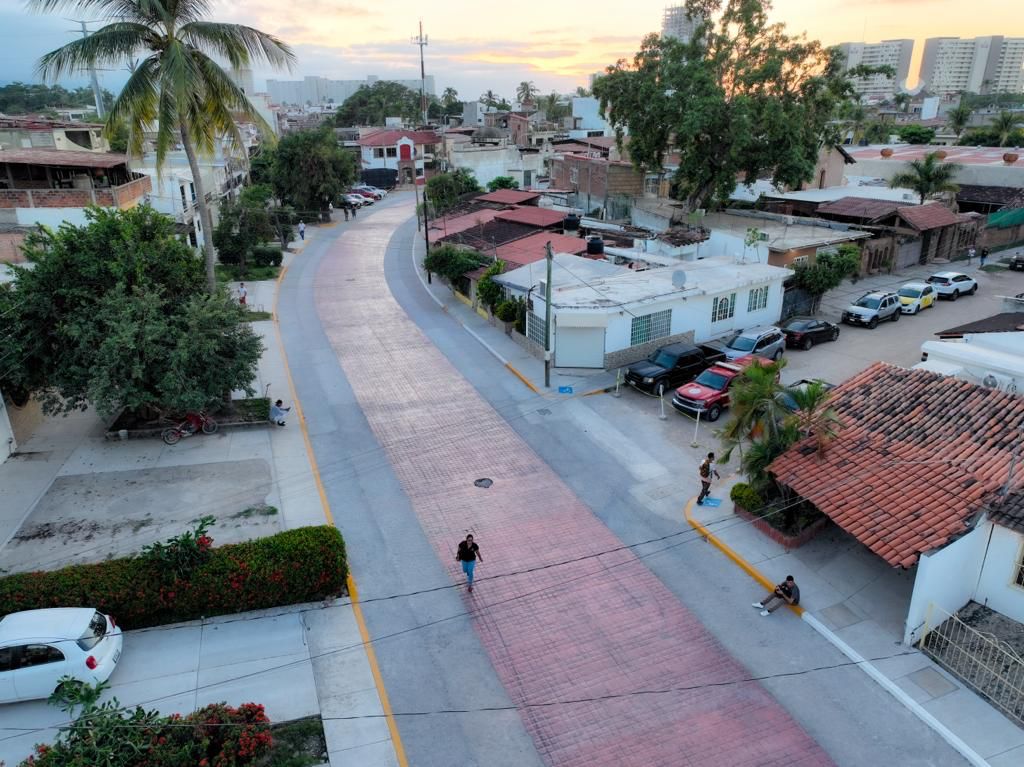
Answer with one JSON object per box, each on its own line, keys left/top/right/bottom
{"left": 569, "top": 166, "right": 579, "bottom": 185}
{"left": 386, "top": 147, "right": 398, "bottom": 158}
{"left": 77, "top": 612, "right": 107, "bottom": 651}
{"left": 711, "top": 293, "right": 735, "bottom": 323}
{"left": 747, "top": 286, "right": 769, "bottom": 312}
{"left": 19, "top": 644, "right": 64, "bottom": 668}
{"left": 630, "top": 309, "right": 672, "bottom": 347}
{"left": 373, "top": 148, "right": 385, "bottom": 159}
{"left": 792, "top": 254, "right": 809, "bottom": 266}
{"left": 0, "top": 646, "right": 14, "bottom": 673}
{"left": 1015, "top": 545, "right": 1024, "bottom": 588}
{"left": 526, "top": 313, "right": 547, "bottom": 345}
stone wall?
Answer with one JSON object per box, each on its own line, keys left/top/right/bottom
{"left": 603, "top": 330, "right": 695, "bottom": 371}
{"left": 509, "top": 328, "right": 544, "bottom": 360}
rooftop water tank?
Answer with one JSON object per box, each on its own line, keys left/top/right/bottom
{"left": 563, "top": 213, "right": 580, "bottom": 232}
{"left": 586, "top": 235, "right": 604, "bottom": 256}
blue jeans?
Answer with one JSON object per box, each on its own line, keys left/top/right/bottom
{"left": 461, "top": 560, "right": 476, "bottom": 585}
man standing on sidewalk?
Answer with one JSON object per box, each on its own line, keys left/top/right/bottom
{"left": 696, "top": 452, "right": 720, "bottom": 505}
{"left": 298, "top": 220, "right": 306, "bottom": 241}
{"left": 456, "top": 534, "right": 482, "bottom": 592}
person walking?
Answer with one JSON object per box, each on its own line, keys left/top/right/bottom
{"left": 342, "top": 202, "right": 349, "bottom": 221}
{"left": 753, "top": 575, "right": 800, "bottom": 617}
{"left": 980, "top": 247, "right": 988, "bottom": 266}
{"left": 298, "top": 220, "right": 306, "bottom": 241}
{"left": 238, "top": 282, "right": 247, "bottom": 306}
{"left": 696, "top": 452, "right": 720, "bottom": 505}
{"left": 455, "top": 534, "right": 482, "bottom": 592}
{"left": 967, "top": 246, "right": 976, "bottom": 265}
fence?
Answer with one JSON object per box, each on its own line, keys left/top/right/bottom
{"left": 919, "top": 603, "right": 1024, "bottom": 726}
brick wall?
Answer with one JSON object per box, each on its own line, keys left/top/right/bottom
{"left": 603, "top": 329, "right": 695, "bottom": 371}
{"left": 0, "top": 176, "right": 150, "bottom": 211}
{"left": 0, "top": 190, "right": 31, "bottom": 209}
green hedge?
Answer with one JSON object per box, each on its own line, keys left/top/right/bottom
{"left": 729, "top": 482, "right": 764, "bottom": 513}
{"left": 0, "top": 526, "right": 347, "bottom": 629}
{"left": 251, "top": 245, "right": 284, "bottom": 267}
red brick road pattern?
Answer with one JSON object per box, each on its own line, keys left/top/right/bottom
{"left": 315, "top": 206, "right": 832, "bottom": 767}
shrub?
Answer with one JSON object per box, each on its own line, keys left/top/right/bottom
{"left": 730, "top": 482, "right": 764, "bottom": 513}
{"left": 495, "top": 299, "right": 518, "bottom": 322}
{"left": 476, "top": 260, "right": 504, "bottom": 311}
{"left": 251, "top": 245, "right": 283, "bottom": 267}
{"left": 423, "top": 244, "right": 487, "bottom": 284}
{"left": 0, "top": 526, "right": 347, "bottom": 629}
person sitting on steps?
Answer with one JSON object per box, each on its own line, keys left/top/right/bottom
{"left": 270, "top": 399, "right": 291, "bottom": 426}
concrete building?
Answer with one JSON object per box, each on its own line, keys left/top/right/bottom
{"left": 266, "top": 75, "right": 436, "bottom": 107}
{"left": 836, "top": 40, "right": 914, "bottom": 100}
{"left": 548, "top": 153, "right": 646, "bottom": 218}
{"left": 661, "top": 4, "right": 704, "bottom": 43}
{"left": 448, "top": 139, "right": 545, "bottom": 189}
{"left": 920, "top": 36, "right": 1024, "bottom": 95}
{"left": 357, "top": 129, "right": 439, "bottom": 185}
{"left": 228, "top": 68, "right": 256, "bottom": 95}
{"left": 568, "top": 97, "right": 611, "bottom": 139}
{"left": 0, "top": 116, "right": 110, "bottom": 154}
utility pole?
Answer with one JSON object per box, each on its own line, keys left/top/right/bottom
{"left": 73, "top": 20, "right": 104, "bottom": 118}
{"left": 411, "top": 21, "right": 431, "bottom": 280}
{"left": 544, "top": 242, "right": 553, "bottom": 388}
{"left": 411, "top": 21, "right": 429, "bottom": 126}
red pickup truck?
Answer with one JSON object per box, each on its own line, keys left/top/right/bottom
{"left": 670, "top": 355, "right": 769, "bottom": 422}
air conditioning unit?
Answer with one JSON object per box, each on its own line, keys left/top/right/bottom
{"left": 981, "top": 372, "right": 1019, "bottom": 393}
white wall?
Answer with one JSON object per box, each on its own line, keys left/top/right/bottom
{"left": 964, "top": 332, "right": 1024, "bottom": 356}
{"left": 14, "top": 207, "right": 91, "bottom": 228}
{"left": 905, "top": 525, "right": 989, "bottom": 644}
{"left": 449, "top": 145, "right": 521, "bottom": 187}
{"left": 976, "top": 524, "right": 1024, "bottom": 623}
{"left": 699, "top": 230, "right": 771, "bottom": 263}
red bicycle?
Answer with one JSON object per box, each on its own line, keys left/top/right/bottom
{"left": 161, "top": 411, "right": 218, "bottom": 445}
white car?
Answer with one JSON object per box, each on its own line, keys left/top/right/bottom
{"left": 927, "top": 272, "right": 977, "bottom": 301}
{"left": 0, "top": 608, "right": 122, "bottom": 703}
{"left": 897, "top": 281, "right": 938, "bottom": 314}
{"left": 343, "top": 194, "right": 367, "bottom": 208}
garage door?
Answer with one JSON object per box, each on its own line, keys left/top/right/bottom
{"left": 556, "top": 327, "right": 605, "bottom": 368}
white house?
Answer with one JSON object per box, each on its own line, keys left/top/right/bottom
{"left": 357, "top": 129, "right": 440, "bottom": 185}
{"left": 568, "top": 97, "right": 611, "bottom": 140}
{"left": 448, "top": 140, "right": 547, "bottom": 189}
{"left": 499, "top": 255, "right": 790, "bottom": 368}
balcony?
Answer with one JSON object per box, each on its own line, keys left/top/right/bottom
{"left": 0, "top": 149, "right": 151, "bottom": 211}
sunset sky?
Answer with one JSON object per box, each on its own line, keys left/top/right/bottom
{"left": 1, "top": 0, "right": 1023, "bottom": 99}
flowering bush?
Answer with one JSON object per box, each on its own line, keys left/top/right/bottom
{"left": 142, "top": 516, "right": 217, "bottom": 580}
{"left": 0, "top": 526, "right": 347, "bottom": 629}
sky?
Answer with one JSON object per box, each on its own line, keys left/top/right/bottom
{"left": 1, "top": 0, "right": 1023, "bottom": 101}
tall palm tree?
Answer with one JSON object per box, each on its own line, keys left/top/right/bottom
{"left": 516, "top": 80, "right": 538, "bottom": 105}
{"left": 33, "top": 0, "right": 295, "bottom": 293}
{"left": 991, "top": 111, "right": 1023, "bottom": 147}
{"left": 946, "top": 103, "right": 972, "bottom": 138}
{"left": 719, "top": 359, "right": 788, "bottom": 460}
{"left": 574, "top": 86, "right": 591, "bottom": 98}
{"left": 441, "top": 87, "right": 459, "bottom": 108}
{"left": 783, "top": 381, "right": 843, "bottom": 456}
{"left": 889, "top": 152, "right": 962, "bottom": 205}
{"left": 893, "top": 92, "right": 911, "bottom": 114}
{"left": 479, "top": 89, "right": 499, "bottom": 108}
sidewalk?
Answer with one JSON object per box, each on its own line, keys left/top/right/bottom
{"left": 687, "top": 482, "right": 1024, "bottom": 767}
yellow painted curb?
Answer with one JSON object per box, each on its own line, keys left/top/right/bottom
{"left": 272, "top": 262, "right": 410, "bottom": 766}
{"left": 505, "top": 362, "right": 541, "bottom": 394}
{"left": 683, "top": 497, "right": 804, "bottom": 617}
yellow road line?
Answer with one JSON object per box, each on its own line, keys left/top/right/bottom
{"left": 273, "top": 260, "right": 410, "bottom": 766}
{"left": 505, "top": 362, "right": 541, "bottom": 394}
{"left": 683, "top": 497, "right": 804, "bottom": 617}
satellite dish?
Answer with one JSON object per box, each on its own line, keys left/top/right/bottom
{"left": 672, "top": 270, "right": 687, "bottom": 288}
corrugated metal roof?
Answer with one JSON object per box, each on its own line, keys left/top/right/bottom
{"left": 475, "top": 189, "right": 541, "bottom": 205}
{"left": 494, "top": 207, "right": 565, "bottom": 228}
{"left": 0, "top": 149, "right": 129, "bottom": 168}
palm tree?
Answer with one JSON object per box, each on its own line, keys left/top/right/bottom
{"left": 441, "top": 87, "right": 459, "bottom": 108}
{"left": 719, "top": 359, "right": 789, "bottom": 460}
{"left": 783, "top": 381, "right": 843, "bottom": 456}
{"left": 33, "top": 0, "right": 294, "bottom": 293}
{"left": 479, "top": 89, "right": 499, "bottom": 108}
{"left": 991, "top": 111, "right": 1023, "bottom": 147}
{"left": 864, "top": 119, "right": 895, "bottom": 144}
{"left": 946, "top": 103, "right": 972, "bottom": 137}
{"left": 889, "top": 152, "right": 962, "bottom": 205}
{"left": 575, "top": 86, "right": 591, "bottom": 98}
{"left": 893, "top": 92, "right": 911, "bottom": 114}
{"left": 516, "top": 80, "right": 538, "bottom": 105}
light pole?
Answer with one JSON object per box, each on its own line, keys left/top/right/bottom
{"left": 544, "top": 241, "right": 553, "bottom": 388}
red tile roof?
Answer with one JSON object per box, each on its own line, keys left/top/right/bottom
{"left": 0, "top": 149, "right": 130, "bottom": 168}
{"left": 816, "top": 197, "right": 903, "bottom": 221}
{"left": 475, "top": 189, "right": 541, "bottom": 205}
{"left": 770, "top": 363, "right": 1024, "bottom": 568}
{"left": 357, "top": 129, "right": 439, "bottom": 147}
{"left": 494, "top": 231, "right": 588, "bottom": 267}
{"left": 427, "top": 209, "right": 499, "bottom": 237}
{"left": 897, "top": 204, "right": 962, "bottom": 231}
{"left": 494, "top": 207, "right": 565, "bottom": 228}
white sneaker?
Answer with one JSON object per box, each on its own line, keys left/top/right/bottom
{"left": 760, "top": 610, "right": 770, "bottom": 617}
{"left": 752, "top": 602, "right": 764, "bottom": 609}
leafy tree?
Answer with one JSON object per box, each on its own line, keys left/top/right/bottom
{"left": 212, "top": 198, "right": 274, "bottom": 269}
{"left": 896, "top": 125, "right": 936, "bottom": 145}
{"left": 335, "top": 81, "right": 420, "bottom": 125}
{"left": 426, "top": 168, "right": 482, "bottom": 215}
{"left": 889, "top": 151, "right": 962, "bottom": 205}
{"left": 790, "top": 244, "right": 862, "bottom": 310}
{"left": 487, "top": 175, "right": 520, "bottom": 192}
{"left": 892, "top": 92, "right": 911, "bottom": 113}
{"left": 594, "top": 0, "right": 859, "bottom": 211}
{"left": 516, "top": 81, "right": 539, "bottom": 105}
{"left": 864, "top": 119, "right": 896, "bottom": 144}
{"left": 33, "top": 0, "right": 294, "bottom": 294}
{"left": 991, "top": 111, "right": 1023, "bottom": 147}
{"left": 270, "top": 128, "right": 356, "bottom": 214}
{"left": 540, "top": 91, "right": 569, "bottom": 121}
{"left": 479, "top": 89, "right": 500, "bottom": 108}
{"left": 785, "top": 380, "right": 843, "bottom": 456}
{"left": 575, "top": 86, "right": 592, "bottom": 97}
{"left": 423, "top": 244, "right": 488, "bottom": 283}
{"left": 0, "top": 206, "right": 262, "bottom": 418}
{"left": 719, "top": 358, "right": 790, "bottom": 460}
{"left": 946, "top": 103, "right": 972, "bottom": 137}
{"left": 957, "top": 126, "right": 1024, "bottom": 147}
{"left": 476, "top": 260, "right": 505, "bottom": 311}
{"left": 442, "top": 86, "right": 459, "bottom": 107}
{"left": 0, "top": 81, "right": 114, "bottom": 113}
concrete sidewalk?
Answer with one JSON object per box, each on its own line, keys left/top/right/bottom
{"left": 688, "top": 485, "right": 1024, "bottom": 767}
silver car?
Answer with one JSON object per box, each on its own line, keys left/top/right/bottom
{"left": 719, "top": 326, "right": 785, "bottom": 361}
{"left": 842, "top": 291, "right": 901, "bottom": 329}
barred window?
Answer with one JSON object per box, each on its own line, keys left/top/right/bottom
{"left": 711, "top": 293, "right": 736, "bottom": 323}
{"left": 1015, "top": 545, "right": 1024, "bottom": 588}
{"left": 526, "top": 312, "right": 547, "bottom": 345}
{"left": 747, "top": 286, "right": 769, "bottom": 313}
{"left": 630, "top": 309, "right": 672, "bottom": 347}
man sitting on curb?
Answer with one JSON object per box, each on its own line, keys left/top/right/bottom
{"left": 753, "top": 575, "right": 800, "bottom": 617}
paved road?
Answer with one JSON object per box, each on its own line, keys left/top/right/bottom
{"left": 282, "top": 195, "right": 969, "bottom": 766}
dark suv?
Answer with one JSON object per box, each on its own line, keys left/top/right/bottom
{"left": 625, "top": 342, "right": 726, "bottom": 395}
{"left": 1010, "top": 253, "right": 1024, "bottom": 272}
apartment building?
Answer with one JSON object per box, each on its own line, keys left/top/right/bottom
{"left": 661, "top": 4, "right": 705, "bottom": 43}
{"left": 836, "top": 40, "right": 914, "bottom": 100}
{"left": 920, "top": 36, "right": 1024, "bottom": 95}
{"left": 266, "top": 75, "right": 435, "bottom": 107}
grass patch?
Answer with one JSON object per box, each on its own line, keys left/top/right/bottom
{"left": 216, "top": 264, "right": 281, "bottom": 282}
{"left": 980, "top": 264, "right": 1006, "bottom": 272}
{"left": 258, "top": 716, "right": 327, "bottom": 767}
{"left": 243, "top": 310, "right": 274, "bottom": 321}
{"left": 231, "top": 396, "right": 271, "bottom": 421}
{"left": 234, "top": 504, "right": 279, "bottom": 519}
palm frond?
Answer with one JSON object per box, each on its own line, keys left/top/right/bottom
{"left": 27, "top": 0, "right": 165, "bottom": 23}
{"left": 106, "top": 53, "right": 161, "bottom": 157}
{"left": 36, "top": 22, "right": 152, "bottom": 81}
{"left": 190, "top": 53, "right": 276, "bottom": 141}
{"left": 180, "top": 22, "right": 295, "bottom": 71}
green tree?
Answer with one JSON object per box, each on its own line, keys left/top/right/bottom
{"left": 790, "top": 244, "right": 862, "bottom": 310}
{"left": 516, "top": 81, "right": 539, "bottom": 105}
{"left": 212, "top": 198, "right": 274, "bottom": 270}
{"left": 896, "top": 124, "right": 936, "bottom": 145}
{"left": 594, "top": 0, "right": 858, "bottom": 211}
{"left": 946, "top": 103, "right": 972, "bottom": 137}
{"left": 864, "top": 119, "right": 896, "bottom": 144}
{"left": 422, "top": 244, "right": 488, "bottom": 283}
{"left": 270, "top": 128, "right": 356, "bottom": 215}
{"left": 442, "top": 86, "right": 459, "bottom": 107}
{"left": 889, "top": 151, "right": 962, "bottom": 205}
{"left": 476, "top": 260, "right": 505, "bottom": 311}
{"left": 719, "top": 359, "right": 790, "bottom": 459}
{"left": 33, "top": 0, "right": 294, "bottom": 294}
{"left": 957, "top": 126, "right": 1024, "bottom": 147}
{"left": 479, "top": 89, "right": 500, "bottom": 108}
{"left": 0, "top": 206, "right": 262, "bottom": 418}
{"left": 487, "top": 175, "right": 520, "bottom": 192}
{"left": 575, "top": 86, "right": 592, "bottom": 97}
{"left": 785, "top": 380, "right": 843, "bottom": 456}
{"left": 334, "top": 81, "right": 421, "bottom": 125}
{"left": 425, "top": 168, "right": 482, "bottom": 215}
{"left": 892, "top": 92, "right": 911, "bottom": 113}
{"left": 991, "top": 110, "right": 1023, "bottom": 147}
{"left": 540, "top": 91, "right": 569, "bottom": 121}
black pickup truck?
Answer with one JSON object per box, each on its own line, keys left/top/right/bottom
{"left": 625, "top": 342, "right": 728, "bottom": 395}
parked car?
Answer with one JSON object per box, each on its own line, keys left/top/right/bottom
{"left": 1009, "top": 253, "right": 1024, "bottom": 272}
{"left": 353, "top": 184, "right": 387, "bottom": 198}
{"left": 670, "top": 355, "right": 770, "bottom": 422}
{"left": 717, "top": 326, "right": 785, "bottom": 361}
{"left": 842, "top": 291, "right": 901, "bottom": 328}
{"left": 780, "top": 317, "right": 840, "bottom": 350}
{"left": 348, "top": 190, "right": 376, "bottom": 204}
{"left": 343, "top": 194, "right": 367, "bottom": 208}
{"left": 897, "top": 282, "right": 938, "bottom": 314}
{"left": 926, "top": 271, "right": 977, "bottom": 300}
{"left": 779, "top": 378, "right": 836, "bottom": 412}
{"left": 0, "top": 608, "right": 122, "bottom": 704}
{"left": 624, "top": 342, "right": 727, "bottom": 395}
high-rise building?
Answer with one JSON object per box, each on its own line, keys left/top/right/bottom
{"left": 265, "top": 75, "right": 436, "bottom": 107}
{"left": 661, "top": 4, "right": 705, "bottom": 43}
{"left": 228, "top": 68, "right": 255, "bottom": 96}
{"left": 836, "top": 40, "right": 914, "bottom": 101}
{"left": 919, "top": 36, "right": 1024, "bottom": 95}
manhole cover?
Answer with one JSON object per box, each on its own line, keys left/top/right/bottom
{"left": 474, "top": 478, "right": 493, "bottom": 488}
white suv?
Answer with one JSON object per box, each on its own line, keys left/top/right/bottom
{"left": 927, "top": 272, "right": 977, "bottom": 301}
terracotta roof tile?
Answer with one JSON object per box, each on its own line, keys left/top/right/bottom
{"left": 769, "top": 363, "right": 1024, "bottom": 568}
{"left": 494, "top": 231, "right": 588, "bottom": 267}
{"left": 494, "top": 207, "right": 565, "bottom": 228}
{"left": 816, "top": 196, "right": 903, "bottom": 221}
{"left": 897, "top": 204, "right": 961, "bottom": 231}
{"left": 0, "top": 149, "right": 130, "bottom": 168}
{"left": 475, "top": 189, "right": 542, "bottom": 205}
